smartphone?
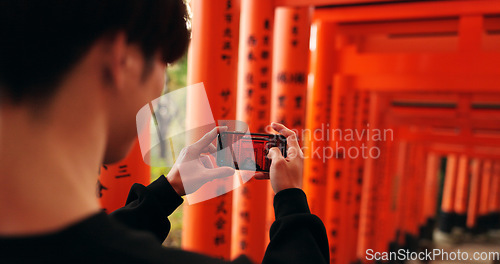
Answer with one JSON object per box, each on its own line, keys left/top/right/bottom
{"left": 216, "top": 132, "right": 287, "bottom": 172}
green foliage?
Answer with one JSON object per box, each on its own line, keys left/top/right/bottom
{"left": 151, "top": 54, "right": 188, "bottom": 248}
{"left": 166, "top": 54, "right": 188, "bottom": 92}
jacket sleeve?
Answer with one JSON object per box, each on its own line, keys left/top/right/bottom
{"left": 262, "top": 188, "right": 330, "bottom": 264}
{"left": 110, "top": 175, "right": 183, "bottom": 243}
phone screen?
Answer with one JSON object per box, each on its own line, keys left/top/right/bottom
{"left": 216, "top": 132, "right": 287, "bottom": 172}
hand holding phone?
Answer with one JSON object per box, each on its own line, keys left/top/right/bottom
{"left": 266, "top": 123, "right": 304, "bottom": 193}
{"left": 165, "top": 126, "right": 235, "bottom": 196}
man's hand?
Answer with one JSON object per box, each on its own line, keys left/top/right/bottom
{"left": 166, "top": 126, "right": 235, "bottom": 196}
{"left": 265, "top": 123, "right": 304, "bottom": 193}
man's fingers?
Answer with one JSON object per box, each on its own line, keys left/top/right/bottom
{"left": 254, "top": 172, "right": 270, "bottom": 180}
{"left": 190, "top": 126, "right": 227, "bottom": 154}
{"left": 238, "top": 171, "right": 269, "bottom": 181}
{"left": 287, "top": 146, "right": 299, "bottom": 159}
{"left": 271, "top": 122, "right": 300, "bottom": 149}
{"left": 199, "top": 155, "right": 214, "bottom": 169}
{"left": 204, "top": 166, "right": 235, "bottom": 181}
{"left": 286, "top": 135, "right": 301, "bottom": 153}
{"left": 271, "top": 122, "right": 295, "bottom": 137}
{"left": 201, "top": 143, "right": 217, "bottom": 154}
{"left": 267, "top": 147, "right": 285, "bottom": 162}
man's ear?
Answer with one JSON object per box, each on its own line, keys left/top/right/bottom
{"left": 101, "top": 32, "right": 127, "bottom": 91}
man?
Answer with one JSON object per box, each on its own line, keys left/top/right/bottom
{"left": 0, "top": 1, "right": 329, "bottom": 263}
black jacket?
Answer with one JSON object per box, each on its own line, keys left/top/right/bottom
{"left": 0, "top": 176, "right": 329, "bottom": 263}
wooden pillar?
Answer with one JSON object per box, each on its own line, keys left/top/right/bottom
{"left": 477, "top": 160, "right": 493, "bottom": 233}
{"left": 182, "top": 0, "right": 240, "bottom": 259}
{"left": 302, "top": 20, "right": 336, "bottom": 221}
{"left": 99, "top": 138, "right": 150, "bottom": 213}
{"left": 231, "top": 0, "right": 274, "bottom": 262}
{"left": 466, "top": 159, "right": 482, "bottom": 231}
{"left": 438, "top": 154, "right": 459, "bottom": 233}
{"left": 266, "top": 5, "right": 310, "bottom": 245}
{"left": 454, "top": 155, "right": 470, "bottom": 229}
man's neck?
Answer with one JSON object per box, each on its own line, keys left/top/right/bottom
{"left": 0, "top": 83, "right": 107, "bottom": 236}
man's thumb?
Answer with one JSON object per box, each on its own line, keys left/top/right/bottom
{"left": 267, "top": 147, "right": 283, "bottom": 160}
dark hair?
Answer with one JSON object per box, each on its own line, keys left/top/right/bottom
{"left": 0, "top": 0, "right": 190, "bottom": 105}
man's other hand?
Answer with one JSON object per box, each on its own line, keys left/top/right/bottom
{"left": 265, "top": 123, "right": 304, "bottom": 193}
{"left": 166, "top": 126, "right": 235, "bottom": 196}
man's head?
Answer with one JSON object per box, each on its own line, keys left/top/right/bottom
{"left": 0, "top": 0, "right": 190, "bottom": 163}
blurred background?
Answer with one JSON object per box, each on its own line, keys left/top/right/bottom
{"left": 98, "top": 0, "right": 500, "bottom": 263}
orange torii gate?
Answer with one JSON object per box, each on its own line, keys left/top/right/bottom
{"left": 99, "top": 1, "right": 500, "bottom": 264}
{"left": 310, "top": 1, "right": 499, "bottom": 262}
{"left": 183, "top": 1, "right": 500, "bottom": 263}
{"left": 330, "top": 95, "right": 500, "bottom": 263}
{"left": 383, "top": 93, "right": 500, "bottom": 246}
